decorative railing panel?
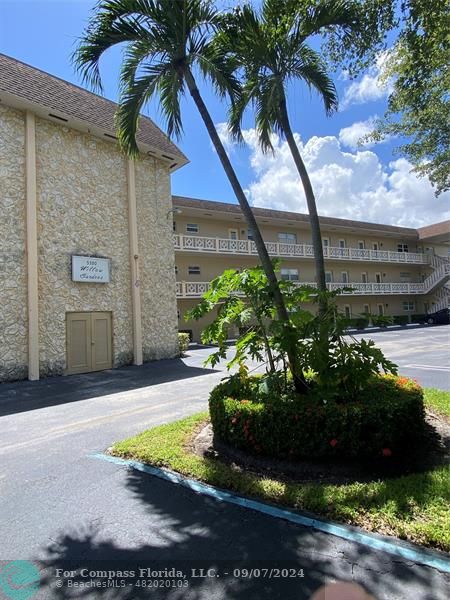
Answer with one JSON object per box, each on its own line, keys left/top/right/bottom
{"left": 174, "top": 235, "right": 429, "bottom": 264}
{"left": 176, "top": 280, "right": 437, "bottom": 298}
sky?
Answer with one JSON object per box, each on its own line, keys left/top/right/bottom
{"left": 0, "top": 0, "right": 448, "bottom": 227}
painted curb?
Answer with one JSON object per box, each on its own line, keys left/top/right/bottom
{"left": 92, "top": 452, "right": 450, "bottom": 574}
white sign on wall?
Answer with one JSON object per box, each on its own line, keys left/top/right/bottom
{"left": 72, "top": 256, "right": 111, "bottom": 283}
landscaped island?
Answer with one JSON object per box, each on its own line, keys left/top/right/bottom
{"left": 110, "top": 267, "right": 450, "bottom": 552}
{"left": 111, "top": 387, "right": 450, "bottom": 551}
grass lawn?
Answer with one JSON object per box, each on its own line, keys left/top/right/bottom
{"left": 424, "top": 388, "right": 450, "bottom": 421}
{"left": 111, "top": 388, "right": 450, "bottom": 552}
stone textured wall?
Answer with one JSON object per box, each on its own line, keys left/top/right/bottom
{"left": 136, "top": 156, "right": 179, "bottom": 360}
{"left": 35, "top": 118, "right": 134, "bottom": 376}
{"left": 0, "top": 106, "right": 28, "bottom": 381}
{"left": 0, "top": 108, "right": 178, "bottom": 382}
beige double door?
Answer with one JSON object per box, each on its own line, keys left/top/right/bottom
{"left": 66, "top": 312, "right": 112, "bottom": 375}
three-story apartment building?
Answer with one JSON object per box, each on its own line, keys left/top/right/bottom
{"left": 172, "top": 196, "right": 450, "bottom": 341}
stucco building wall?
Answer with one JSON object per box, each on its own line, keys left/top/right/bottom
{"left": 0, "top": 105, "right": 28, "bottom": 381}
{"left": 136, "top": 156, "right": 178, "bottom": 361}
{"left": 0, "top": 106, "right": 178, "bottom": 381}
{"left": 35, "top": 118, "right": 134, "bottom": 376}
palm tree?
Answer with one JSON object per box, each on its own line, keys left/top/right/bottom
{"left": 73, "top": 0, "right": 306, "bottom": 390}
{"left": 219, "top": 0, "right": 357, "bottom": 312}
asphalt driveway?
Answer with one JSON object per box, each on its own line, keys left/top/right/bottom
{"left": 0, "top": 326, "right": 449, "bottom": 599}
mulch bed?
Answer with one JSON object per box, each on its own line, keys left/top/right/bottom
{"left": 189, "top": 410, "right": 450, "bottom": 485}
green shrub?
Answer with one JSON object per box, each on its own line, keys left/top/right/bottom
{"left": 371, "top": 314, "right": 394, "bottom": 327}
{"left": 209, "top": 374, "right": 425, "bottom": 460}
{"left": 393, "top": 315, "right": 409, "bottom": 326}
{"left": 178, "top": 332, "right": 190, "bottom": 354}
{"left": 347, "top": 316, "right": 369, "bottom": 329}
{"left": 411, "top": 314, "right": 427, "bottom": 324}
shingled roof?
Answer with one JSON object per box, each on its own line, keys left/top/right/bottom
{"left": 172, "top": 196, "right": 420, "bottom": 237}
{"left": 0, "top": 53, "right": 188, "bottom": 169}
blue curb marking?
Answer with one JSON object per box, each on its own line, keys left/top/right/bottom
{"left": 92, "top": 452, "right": 450, "bottom": 574}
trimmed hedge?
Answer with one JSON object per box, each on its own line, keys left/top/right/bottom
{"left": 178, "top": 332, "right": 190, "bottom": 354}
{"left": 371, "top": 314, "right": 394, "bottom": 327}
{"left": 209, "top": 374, "right": 425, "bottom": 460}
{"left": 411, "top": 314, "right": 427, "bottom": 324}
{"left": 393, "top": 315, "right": 409, "bottom": 326}
{"left": 347, "top": 316, "right": 369, "bottom": 329}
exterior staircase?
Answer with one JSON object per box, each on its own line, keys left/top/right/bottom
{"left": 423, "top": 255, "right": 450, "bottom": 295}
{"left": 431, "top": 287, "right": 450, "bottom": 312}
{"left": 425, "top": 255, "right": 450, "bottom": 312}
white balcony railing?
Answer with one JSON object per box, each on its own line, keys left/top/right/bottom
{"left": 176, "top": 280, "right": 433, "bottom": 298}
{"left": 174, "top": 234, "right": 429, "bottom": 264}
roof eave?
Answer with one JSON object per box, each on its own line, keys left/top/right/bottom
{"left": 0, "top": 89, "right": 189, "bottom": 171}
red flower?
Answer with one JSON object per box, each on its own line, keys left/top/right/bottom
{"left": 330, "top": 439, "right": 338, "bottom": 447}
{"left": 382, "top": 448, "right": 392, "bottom": 457}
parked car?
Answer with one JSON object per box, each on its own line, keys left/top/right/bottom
{"left": 426, "top": 308, "right": 450, "bottom": 325}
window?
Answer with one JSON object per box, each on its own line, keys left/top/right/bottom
{"left": 339, "top": 239, "right": 346, "bottom": 248}
{"left": 322, "top": 238, "right": 330, "bottom": 247}
{"left": 341, "top": 271, "right": 349, "bottom": 284}
{"left": 361, "top": 272, "right": 368, "bottom": 283}
{"left": 358, "top": 241, "right": 365, "bottom": 250}
{"left": 247, "top": 229, "right": 254, "bottom": 241}
{"left": 363, "top": 304, "right": 370, "bottom": 314}
{"left": 325, "top": 271, "right": 333, "bottom": 283}
{"left": 344, "top": 305, "right": 351, "bottom": 318}
{"left": 375, "top": 272, "right": 382, "bottom": 283}
{"left": 397, "top": 243, "right": 409, "bottom": 253}
{"left": 177, "top": 309, "right": 180, "bottom": 320}
{"left": 174, "top": 265, "right": 178, "bottom": 275}
{"left": 403, "top": 301, "right": 415, "bottom": 311}
{"left": 372, "top": 242, "right": 379, "bottom": 251}
{"left": 228, "top": 228, "right": 238, "bottom": 240}
{"left": 278, "top": 232, "right": 297, "bottom": 244}
{"left": 173, "top": 221, "right": 177, "bottom": 232}
{"left": 377, "top": 304, "right": 384, "bottom": 316}
{"left": 186, "top": 223, "right": 199, "bottom": 233}
{"left": 188, "top": 265, "right": 201, "bottom": 275}
{"left": 280, "top": 268, "right": 299, "bottom": 281}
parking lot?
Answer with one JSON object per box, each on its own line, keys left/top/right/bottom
{"left": 352, "top": 325, "right": 449, "bottom": 390}
{"left": 185, "top": 324, "right": 450, "bottom": 390}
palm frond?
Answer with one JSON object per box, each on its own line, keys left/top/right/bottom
{"left": 294, "top": 0, "right": 359, "bottom": 41}
{"left": 291, "top": 46, "right": 338, "bottom": 114}
{"left": 254, "top": 74, "right": 284, "bottom": 152}
{"left": 115, "top": 61, "right": 172, "bottom": 155}
{"left": 72, "top": 0, "right": 158, "bottom": 91}
{"left": 157, "top": 69, "right": 185, "bottom": 139}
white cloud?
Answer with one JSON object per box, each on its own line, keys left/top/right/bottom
{"left": 218, "top": 126, "right": 450, "bottom": 228}
{"left": 341, "top": 52, "right": 393, "bottom": 109}
{"left": 215, "top": 122, "right": 236, "bottom": 154}
{"left": 338, "top": 116, "right": 389, "bottom": 149}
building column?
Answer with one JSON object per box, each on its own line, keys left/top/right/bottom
{"left": 127, "top": 158, "right": 143, "bottom": 365}
{"left": 25, "top": 111, "right": 39, "bottom": 380}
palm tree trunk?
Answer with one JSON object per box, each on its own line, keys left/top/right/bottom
{"left": 278, "top": 98, "right": 329, "bottom": 376}
{"left": 278, "top": 99, "right": 327, "bottom": 299}
{"left": 184, "top": 68, "right": 307, "bottom": 393}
